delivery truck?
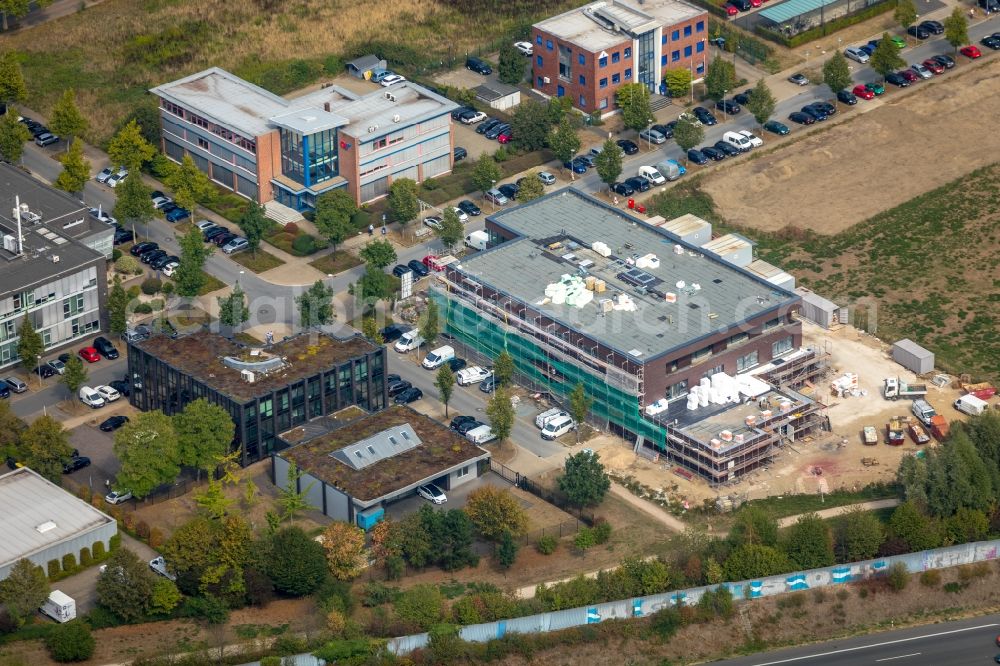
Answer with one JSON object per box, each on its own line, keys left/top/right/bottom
{"left": 40, "top": 591, "right": 76, "bottom": 623}
{"left": 883, "top": 377, "right": 928, "bottom": 400}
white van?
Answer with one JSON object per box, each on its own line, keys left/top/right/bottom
{"left": 79, "top": 386, "right": 106, "bottom": 409}
{"left": 40, "top": 591, "right": 76, "bottom": 623}
{"left": 955, "top": 394, "right": 988, "bottom": 416}
{"left": 394, "top": 330, "right": 424, "bottom": 353}
{"left": 465, "top": 230, "right": 489, "bottom": 251}
{"left": 535, "top": 407, "right": 569, "bottom": 429}
{"left": 465, "top": 424, "right": 497, "bottom": 444}
{"left": 638, "top": 166, "right": 666, "bottom": 185}
{"left": 911, "top": 399, "right": 936, "bottom": 426}
{"left": 541, "top": 415, "right": 575, "bottom": 440}
{"left": 722, "top": 131, "right": 752, "bottom": 153}
{"left": 422, "top": 345, "right": 455, "bottom": 369}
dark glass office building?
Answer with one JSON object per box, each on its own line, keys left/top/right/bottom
{"left": 127, "top": 330, "right": 386, "bottom": 465}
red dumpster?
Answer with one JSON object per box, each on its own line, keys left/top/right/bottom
{"left": 627, "top": 198, "right": 635, "bottom": 209}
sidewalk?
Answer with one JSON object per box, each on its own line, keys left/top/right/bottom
{"left": 777, "top": 498, "right": 900, "bottom": 528}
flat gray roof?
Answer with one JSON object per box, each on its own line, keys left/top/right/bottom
{"left": 536, "top": 0, "right": 703, "bottom": 52}
{"left": 759, "top": 0, "right": 836, "bottom": 24}
{"left": 0, "top": 468, "right": 115, "bottom": 571}
{"left": 456, "top": 189, "right": 796, "bottom": 361}
{"left": 0, "top": 164, "right": 105, "bottom": 293}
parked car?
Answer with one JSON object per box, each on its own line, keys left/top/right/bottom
{"left": 34, "top": 132, "right": 59, "bottom": 147}
{"left": 391, "top": 264, "right": 411, "bottom": 278}
{"left": 906, "top": 25, "right": 930, "bottom": 39}
{"left": 113, "top": 228, "right": 134, "bottom": 245}
{"left": 130, "top": 241, "right": 156, "bottom": 257}
{"left": 611, "top": 182, "right": 634, "bottom": 196}
{"left": 889, "top": 35, "right": 906, "bottom": 48}
{"left": 624, "top": 176, "right": 650, "bottom": 192}
{"left": 0, "top": 384, "right": 9, "bottom": 399}
{"left": 141, "top": 249, "right": 167, "bottom": 265}
{"left": 959, "top": 45, "right": 981, "bottom": 59}
{"left": 78, "top": 347, "right": 101, "bottom": 363}
{"left": 484, "top": 188, "right": 508, "bottom": 206}
{"left": 477, "top": 119, "right": 501, "bottom": 135}
{"left": 107, "top": 168, "right": 128, "bottom": 187}
{"left": 33, "top": 364, "right": 55, "bottom": 379}
{"left": 450, "top": 207, "right": 468, "bottom": 223}
{"left": 715, "top": 99, "right": 741, "bottom": 115}
{"left": 161, "top": 262, "right": 179, "bottom": 277}
{"left": 650, "top": 123, "right": 674, "bottom": 139}
{"left": 713, "top": 140, "right": 739, "bottom": 157}
{"left": 96, "top": 167, "right": 114, "bottom": 183}
{"left": 692, "top": 107, "right": 717, "bottom": 125}
{"left": 723, "top": 2, "right": 738, "bottom": 15}
{"left": 417, "top": 483, "right": 447, "bottom": 504}
{"left": 204, "top": 226, "right": 229, "bottom": 242}
{"left": 686, "top": 148, "right": 709, "bottom": 165}
{"left": 460, "top": 110, "right": 487, "bottom": 124}
{"left": 108, "top": 379, "right": 131, "bottom": 397}
{"left": 450, "top": 415, "right": 477, "bottom": 431}
{"left": 814, "top": 101, "right": 836, "bottom": 115}
{"left": 922, "top": 59, "right": 944, "bottom": 74}
{"left": 844, "top": 47, "right": 869, "bottom": 63}
{"left": 457, "top": 200, "right": 481, "bottom": 216}
{"left": 479, "top": 375, "right": 496, "bottom": 393}
{"left": 738, "top": 130, "right": 763, "bottom": 147}
{"left": 380, "top": 324, "right": 412, "bottom": 343}
{"left": 865, "top": 81, "right": 886, "bottom": 95}
{"left": 899, "top": 69, "right": 919, "bottom": 83}
{"left": 78, "top": 386, "right": 105, "bottom": 408}
{"left": 3, "top": 377, "right": 27, "bottom": 393}
{"left": 448, "top": 357, "right": 467, "bottom": 372}
{"left": 638, "top": 128, "right": 665, "bottom": 144}
{"left": 931, "top": 54, "right": 955, "bottom": 69}
{"left": 484, "top": 123, "right": 509, "bottom": 140}
{"left": 423, "top": 216, "right": 443, "bottom": 230}
{"left": 104, "top": 489, "right": 133, "bottom": 505}
{"left": 453, "top": 146, "right": 467, "bottom": 161}
{"left": 165, "top": 207, "right": 191, "bottom": 223}
{"left": 788, "top": 111, "right": 815, "bottom": 125}
{"left": 407, "top": 259, "right": 430, "bottom": 277}
{"left": 763, "top": 120, "right": 790, "bottom": 135}
{"left": 387, "top": 379, "right": 412, "bottom": 397}
{"left": 380, "top": 74, "right": 406, "bottom": 87}
{"left": 616, "top": 139, "right": 639, "bottom": 155}
{"left": 394, "top": 386, "right": 423, "bottom": 404}
{"left": 497, "top": 183, "right": 519, "bottom": 200}
{"left": 563, "top": 158, "right": 588, "bottom": 174}
{"left": 982, "top": 34, "right": 1000, "bottom": 50}
{"left": 537, "top": 171, "right": 556, "bottom": 185}
{"left": 513, "top": 41, "right": 533, "bottom": 56}
{"left": 466, "top": 56, "right": 492, "bottom": 75}
{"left": 701, "top": 146, "right": 726, "bottom": 161}
{"left": 47, "top": 359, "right": 66, "bottom": 375}
{"left": 496, "top": 129, "right": 512, "bottom": 144}
{"left": 212, "top": 232, "right": 237, "bottom": 247}
{"left": 919, "top": 20, "right": 943, "bottom": 34}
{"left": 911, "top": 62, "right": 933, "bottom": 79}
{"left": 788, "top": 72, "right": 809, "bottom": 85}
{"left": 852, "top": 84, "right": 875, "bottom": 100}
{"left": 836, "top": 89, "right": 858, "bottom": 105}
{"left": 151, "top": 254, "right": 179, "bottom": 270}
{"left": 732, "top": 89, "right": 754, "bottom": 104}
{"left": 222, "top": 237, "right": 249, "bottom": 254}
{"left": 99, "top": 415, "right": 130, "bottom": 432}
{"left": 886, "top": 72, "right": 910, "bottom": 87}
{"left": 62, "top": 456, "right": 91, "bottom": 474}
{"left": 95, "top": 385, "right": 121, "bottom": 402}
{"left": 801, "top": 104, "right": 828, "bottom": 121}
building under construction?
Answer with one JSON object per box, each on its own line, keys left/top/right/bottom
{"left": 430, "top": 189, "right": 830, "bottom": 484}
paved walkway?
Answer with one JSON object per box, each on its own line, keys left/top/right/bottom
{"left": 777, "top": 498, "right": 900, "bottom": 528}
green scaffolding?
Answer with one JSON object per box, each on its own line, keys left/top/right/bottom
{"left": 430, "top": 288, "right": 667, "bottom": 447}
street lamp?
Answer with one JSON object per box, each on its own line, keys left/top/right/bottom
{"left": 722, "top": 89, "right": 728, "bottom": 121}
{"left": 490, "top": 180, "right": 496, "bottom": 211}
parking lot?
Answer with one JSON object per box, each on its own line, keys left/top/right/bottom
{"left": 384, "top": 470, "right": 513, "bottom": 519}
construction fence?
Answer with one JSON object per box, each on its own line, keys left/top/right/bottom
{"left": 386, "top": 538, "right": 1000, "bottom": 655}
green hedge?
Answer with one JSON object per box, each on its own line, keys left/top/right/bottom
{"left": 755, "top": 0, "right": 894, "bottom": 47}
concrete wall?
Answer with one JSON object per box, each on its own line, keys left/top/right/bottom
{"left": 0, "top": 521, "right": 117, "bottom": 581}
{"left": 387, "top": 538, "right": 1000, "bottom": 655}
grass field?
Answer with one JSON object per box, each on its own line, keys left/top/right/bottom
{"left": 7, "top": 0, "right": 577, "bottom": 142}
{"left": 229, "top": 249, "right": 284, "bottom": 274}
{"left": 308, "top": 250, "right": 362, "bottom": 276}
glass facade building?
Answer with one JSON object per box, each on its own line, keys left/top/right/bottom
{"left": 280, "top": 127, "right": 338, "bottom": 188}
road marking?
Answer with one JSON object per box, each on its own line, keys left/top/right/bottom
{"left": 750, "top": 623, "right": 999, "bottom": 665}
{"left": 875, "top": 653, "right": 921, "bottom": 662}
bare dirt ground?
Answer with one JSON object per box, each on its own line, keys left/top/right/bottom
{"left": 701, "top": 58, "right": 1000, "bottom": 235}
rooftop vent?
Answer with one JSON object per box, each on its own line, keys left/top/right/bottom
{"left": 36, "top": 521, "right": 57, "bottom": 533}
{"left": 51, "top": 255, "right": 59, "bottom": 263}
{"left": 384, "top": 92, "right": 396, "bottom": 102}
{"left": 392, "top": 114, "right": 401, "bottom": 122}
{"left": 240, "top": 369, "right": 256, "bottom": 383}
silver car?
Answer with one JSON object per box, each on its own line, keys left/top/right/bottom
{"left": 484, "top": 188, "right": 508, "bottom": 206}
{"left": 844, "top": 47, "right": 869, "bottom": 63}
{"left": 639, "top": 128, "right": 666, "bottom": 144}
{"left": 538, "top": 171, "right": 556, "bottom": 185}
{"left": 222, "top": 237, "right": 249, "bottom": 254}
{"left": 417, "top": 483, "right": 447, "bottom": 504}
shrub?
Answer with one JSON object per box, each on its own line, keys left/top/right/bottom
{"left": 326, "top": 609, "right": 346, "bottom": 636}
{"left": 260, "top": 658, "right": 281, "bottom": 666}
{"left": 47, "top": 559, "right": 60, "bottom": 578}
{"left": 149, "top": 528, "right": 164, "bottom": 549}
{"left": 112, "top": 248, "right": 122, "bottom": 261}
{"left": 812, "top": 588, "right": 828, "bottom": 604}
{"left": 421, "top": 177, "right": 439, "bottom": 191}
{"left": 45, "top": 621, "right": 95, "bottom": 662}
{"left": 148, "top": 298, "right": 165, "bottom": 312}
{"left": 0, "top": 608, "right": 17, "bottom": 635}
{"left": 493, "top": 146, "right": 509, "bottom": 162}
{"left": 126, "top": 285, "right": 141, "bottom": 299}
{"left": 944, "top": 581, "right": 968, "bottom": 594}
{"left": 536, "top": 535, "right": 558, "bottom": 555}
{"left": 161, "top": 282, "right": 175, "bottom": 295}
{"left": 140, "top": 277, "right": 162, "bottom": 295}
{"left": 135, "top": 520, "right": 151, "bottom": 540}
{"left": 920, "top": 570, "right": 942, "bottom": 587}
{"left": 272, "top": 634, "right": 308, "bottom": 655}
{"left": 92, "top": 541, "right": 106, "bottom": 558}
{"left": 291, "top": 233, "right": 316, "bottom": 255}
{"left": 179, "top": 595, "right": 229, "bottom": 624}
{"left": 114, "top": 255, "right": 141, "bottom": 275}
{"left": 592, "top": 520, "right": 612, "bottom": 545}
{"left": 393, "top": 585, "right": 444, "bottom": 632}
{"left": 133, "top": 303, "right": 153, "bottom": 314}
{"left": 350, "top": 210, "right": 370, "bottom": 231}
{"left": 649, "top": 606, "right": 684, "bottom": 640}
{"left": 79, "top": 547, "right": 91, "bottom": 567}
{"left": 385, "top": 554, "right": 404, "bottom": 581}
{"left": 362, "top": 581, "right": 399, "bottom": 607}
{"left": 283, "top": 222, "right": 299, "bottom": 234}
{"left": 836, "top": 589, "right": 850, "bottom": 600}
{"left": 61, "top": 553, "right": 76, "bottom": 572}
{"left": 122, "top": 512, "right": 136, "bottom": 531}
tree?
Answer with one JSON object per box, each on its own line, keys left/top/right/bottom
{"left": 296, "top": 280, "right": 334, "bottom": 328}
{"left": 870, "top": 33, "right": 906, "bottom": 78}
{"left": 568, "top": 382, "right": 593, "bottom": 443}
{"left": 837, "top": 507, "right": 885, "bottom": 561}
{"left": 471, "top": 154, "right": 503, "bottom": 195}
{"left": 113, "top": 410, "right": 180, "bottom": 498}
{"left": 150, "top": 578, "right": 182, "bottom": 615}
{"left": 356, "top": 265, "right": 394, "bottom": 304}
{"left": 559, "top": 450, "right": 610, "bottom": 507}
{"left": 359, "top": 239, "right": 397, "bottom": 269}
{"left": 782, "top": 513, "right": 834, "bottom": 569}
{"left": 465, "top": 486, "right": 528, "bottom": 540}
{"left": 729, "top": 506, "right": 779, "bottom": 547}
{"left": 114, "top": 172, "right": 155, "bottom": 227}
{"left": 422, "top": 506, "right": 478, "bottom": 571}
{"left": 174, "top": 225, "right": 212, "bottom": 298}
{"left": 0, "top": 51, "right": 27, "bottom": 106}
{"left": 313, "top": 190, "right": 356, "bottom": 252}
{"left": 194, "top": 477, "right": 233, "bottom": 519}
{"left": 485, "top": 387, "right": 515, "bottom": 448}
{"left": 360, "top": 317, "right": 383, "bottom": 344}
{"left": 96, "top": 547, "right": 156, "bottom": 622}
{"left": 387, "top": 177, "right": 419, "bottom": 225}
{"left": 436, "top": 207, "right": 464, "bottom": 250}
{"left": 49, "top": 89, "right": 87, "bottom": 150}
{"left": 20, "top": 415, "right": 72, "bottom": 482}
{"left": 889, "top": 501, "right": 941, "bottom": 552}
{"left": 823, "top": 52, "right": 853, "bottom": 95}
{"left": 16, "top": 317, "right": 42, "bottom": 377}
{"left": 60, "top": 355, "right": 87, "bottom": 396}
{"left": 54, "top": 138, "right": 90, "bottom": 194}
{"left": 394, "top": 584, "right": 444, "bottom": 631}
{"left": 673, "top": 117, "right": 704, "bottom": 157}
{"left": 174, "top": 398, "right": 233, "bottom": 478}
{"left": 497, "top": 531, "right": 519, "bottom": 570}
{"left": 419, "top": 298, "right": 439, "bottom": 346}
{"left": 546, "top": 96, "right": 573, "bottom": 125}
{"left": 894, "top": 0, "right": 918, "bottom": 33}
{"left": 548, "top": 116, "right": 582, "bottom": 166}
{"left": 0, "top": 558, "right": 48, "bottom": 627}
{"left": 574, "top": 527, "right": 597, "bottom": 555}
{"left": 664, "top": 68, "right": 692, "bottom": 99}
{"left": 510, "top": 99, "right": 552, "bottom": 151}
{"left": 264, "top": 526, "right": 328, "bottom": 595}
{"left": 161, "top": 515, "right": 250, "bottom": 599}
{"left": 165, "top": 154, "right": 214, "bottom": 214}
{"left": 435, "top": 364, "right": 455, "bottom": 418}
{"left": 0, "top": 111, "right": 30, "bottom": 163}
{"left": 924, "top": 431, "right": 995, "bottom": 517}
{"left": 321, "top": 521, "right": 366, "bottom": 580}
{"left": 943, "top": 7, "right": 969, "bottom": 52}
{"left": 704, "top": 55, "right": 737, "bottom": 102}
{"left": 492, "top": 350, "right": 515, "bottom": 388}
{"left": 107, "top": 119, "right": 156, "bottom": 172}
{"left": 277, "top": 462, "right": 315, "bottom": 522}
{"left": 218, "top": 283, "right": 250, "bottom": 331}
{"left": 723, "top": 544, "right": 790, "bottom": 580}
{"left": 45, "top": 622, "right": 95, "bottom": 662}
{"left": 615, "top": 83, "right": 654, "bottom": 131}
{"left": 0, "top": 399, "right": 25, "bottom": 456}
{"left": 517, "top": 172, "right": 545, "bottom": 201}
{"left": 237, "top": 200, "right": 272, "bottom": 257}
{"left": 594, "top": 138, "right": 622, "bottom": 192}
{"left": 498, "top": 43, "right": 524, "bottom": 85}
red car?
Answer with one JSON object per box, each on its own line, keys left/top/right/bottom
{"left": 852, "top": 84, "right": 875, "bottom": 100}
{"left": 899, "top": 69, "right": 919, "bottom": 83}
{"left": 922, "top": 59, "right": 944, "bottom": 74}
{"left": 959, "top": 45, "right": 981, "bottom": 59}
{"left": 723, "top": 2, "right": 738, "bottom": 14}
{"left": 497, "top": 131, "right": 512, "bottom": 144}
{"left": 78, "top": 347, "right": 100, "bottom": 363}
{"left": 750, "top": 0, "right": 762, "bottom": 6}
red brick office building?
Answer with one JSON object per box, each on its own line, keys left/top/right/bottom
{"left": 531, "top": 0, "right": 709, "bottom": 114}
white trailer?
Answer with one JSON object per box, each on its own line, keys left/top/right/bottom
{"left": 40, "top": 590, "right": 76, "bottom": 623}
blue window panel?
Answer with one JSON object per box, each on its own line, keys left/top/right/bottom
{"left": 624, "top": 47, "right": 631, "bottom": 58}
{"left": 624, "top": 68, "right": 632, "bottom": 79}
{"left": 696, "top": 41, "right": 704, "bottom": 53}
{"left": 684, "top": 25, "right": 692, "bottom": 36}
{"left": 599, "top": 97, "right": 608, "bottom": 109}
{"left": 684, "top": 45, "right": 692, "bottom": 57}
{"left": 696, "top": 63, "right": 705, "bottom": 73}
{"left": 661, "top": 54, "right": 667, "bottom": 66}
{"left": 612, "top": 73, "right": 621, "bottom": 84}
{"left": 578, "top": 53, "right": 585, "bottom": 65}
{"left": 537, "top": 76, "right": 544, "bottom": 87}
{"left": 579, "top": 95, "right": 586, "bottom": 107}
{"left": 557, "top": 85, "right": 565, "bottom": 97}
{"left": 537, "top": 55, "right": 543, "bottom": 67}
{"left": 662, "top": 34, "right": 667, "bottom": 44}
{"left": 536, "top": 35, "right": 542, "bottom": 45}
{"left": 671, "top": 50, "right": 680, "bottom": 62}
{"left": 579, "top": 74, "right": 586, "bottom": 85}
{"left": 696, "top": 20, "right": 705, "bottom": 32}
{"left": 546, "top": 39, "right": 553, "bottom": 50}
{"left": 671, "top": 30, "right": 680, "bottom": 40}
{"left": 600, "top": 77, "right": 608, "bottom": 88}
{"left": 599, "top": 56, "right": 608, "bottom": 67}
{"left": 612, "top": 51, "right": 620, "bottom": 63}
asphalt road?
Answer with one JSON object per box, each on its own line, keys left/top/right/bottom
{"left": 7, "top": 356, "right": 127, "bottom": 419}
{"left": 717, "top": 614, "right": 1000, "bottom": 666}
